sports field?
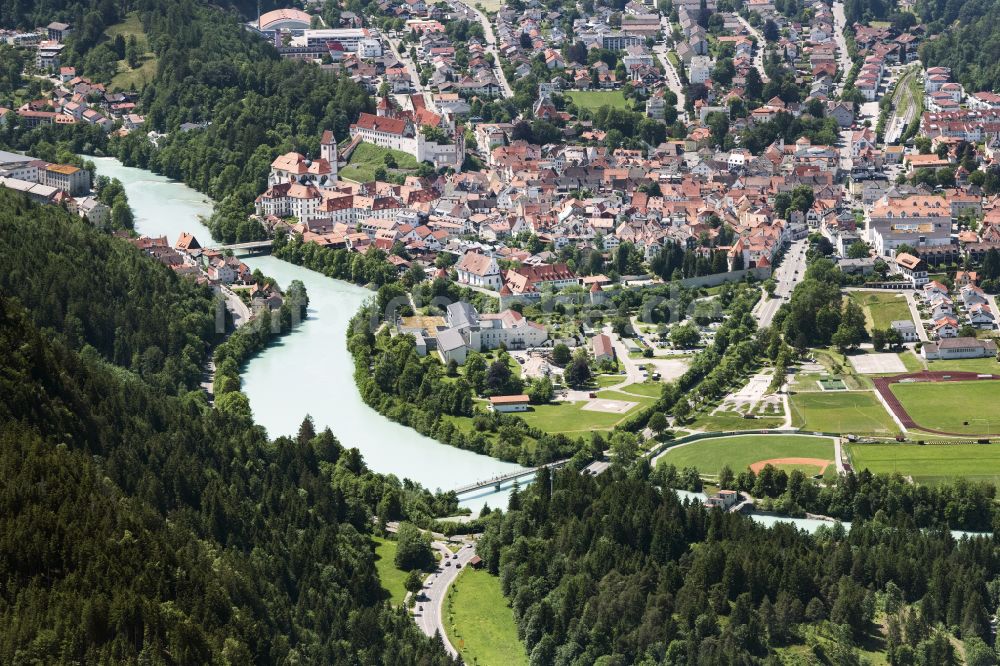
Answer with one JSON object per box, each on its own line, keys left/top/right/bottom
{"left": 657, "top": 435, "right": 835, "bottom": 477}
{"left": 789, "top": 391, "right": 897, "bottom": 435}
{"left": 847, "top": 443, "right": 1000, "bottom": 484}
{"left": 890, "top": 380, "right": 1000, "bottom": 435}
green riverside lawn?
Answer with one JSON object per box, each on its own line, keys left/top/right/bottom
{"left": 516, "top": 391, "right": 655, "bottom": 434}
{"left": 446, "top": 568, "right": 528, "bottom": 666}
{"left": 565, "top": 90, "right": 629, "bottom": 112}
{"left": 789, "top": 391, "right": 898, "bottom": 435}
{"left": 372, "top": 536, "right": 408, "bottom": 606}
{"left": 657, "top": 435, "right": 835, "bottom": 477}
{"left": 847, "top": 443, "right": 1000, "bottom": 485}
{"left": 890, "top": 380, "right": 1000, "bottom": 435}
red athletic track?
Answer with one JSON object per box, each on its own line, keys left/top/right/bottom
{"left": 872, "top": 371, "right": 1000, "bottom": 436}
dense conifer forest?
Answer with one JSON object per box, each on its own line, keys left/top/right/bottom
{"left": 0, "top": 191, "right": 455, "bottom": 663}
{"left": 477, "top": 465, "right": 1000, "bottom": 665}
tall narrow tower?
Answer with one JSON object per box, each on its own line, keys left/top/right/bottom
{"left": 321, "top": 129, "right": 338, "bottom": 182}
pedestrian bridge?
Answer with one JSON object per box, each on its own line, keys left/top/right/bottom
{"left": 452, "top": 459, "right": 570, "bottom": 495}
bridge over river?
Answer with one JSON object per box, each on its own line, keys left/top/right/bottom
{"left": 206, "top": 239, "right": 274, "bottom": 254}
{"left": 452, "top": 459, "right": 572, "bottom": 495}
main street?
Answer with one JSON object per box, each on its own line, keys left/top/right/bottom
{"left": 446, "top": 0, "right": 514, "bottom": 98}
{"left": 413, "top": 540, "right": 477, "bottom": 657}
{"left": 753, "top": 238, "right": 809, "bottom": 328}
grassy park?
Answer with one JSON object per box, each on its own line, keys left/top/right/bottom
{"left": 847, "top": 443, "right": 1000, "bottom": 485}
{"left": 657, "top": 435, "right": 835, "bottom": 477}
{"left": 789, "top": 391, "right": 898, "bottom": 435}
{"left": 890, "top": 380, "right": 1000, "bottom": 435}
{"left": 692, "top": 411, "right": 784, "bottom": 432}
{"left": 372, "top": 536, "right": 409, "bottom": 606}
{"left": 446, "top": 568, "right": 528, "bottom": 666}
{"left": 565, "top": 90, "right": 629, "bottom": 112}
{"left": 340, "top": 142, "right": 420, "bottom": 182}
{"left": 848, "top": 292, "right": 913, "bottom": 332}
{"left": 517, "top": 391, "right": 653, "bottom": 434}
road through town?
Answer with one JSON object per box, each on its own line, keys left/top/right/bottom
{"left": 753, "top": 238, "right": 809, "bottom": 328}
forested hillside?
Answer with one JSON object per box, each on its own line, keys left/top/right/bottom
{"left": 915, "top": 0, "right": 1000, "bottom": 92}
{"left": 0, "top": 193, "right": 454, "bottom": 663}
{"left": 2, "top": 0, "right": 374, "bottom": 242}
{"left": 477, "top": 466, "right": 999, "bottom": 665}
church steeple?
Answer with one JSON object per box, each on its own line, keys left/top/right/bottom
{"left": 320, "top": 129, "right": 338, "bottom": 183}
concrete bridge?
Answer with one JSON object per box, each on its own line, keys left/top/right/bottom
{"left": 207, "top": 239, "right": 273, "bottom": 255}
{"left": 451, "top": 458, "right": 571, "bottom": 495}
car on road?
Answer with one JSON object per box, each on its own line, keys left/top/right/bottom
{"left": 445, "top": 561, "right": 451, "bottom": 567}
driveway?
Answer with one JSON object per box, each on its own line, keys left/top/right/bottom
{"left": 413, "top": 541, "right": 478, "bottom": 657}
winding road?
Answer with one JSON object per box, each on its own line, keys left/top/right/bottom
{"left": 412, "top": 540, "right": 477, "bottom": 658}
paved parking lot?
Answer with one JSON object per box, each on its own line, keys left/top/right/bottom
{"left": 849, "top": 353, "right": 907, "bottom": 374}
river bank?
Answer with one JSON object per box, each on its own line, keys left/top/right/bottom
{"left": 89, "top": 157, "right": 525, "bottom": 510}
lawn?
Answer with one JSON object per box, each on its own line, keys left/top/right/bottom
{"left": 925, "top": 357, "right": 1000, "bottom": 374}
{"left": 517, "top": 397, "right": 647, "bottom": 434}
{"left": 565, "top": 90, "right": 629, "bottom": 112}
{"left": 594, "top": 374, "right": 627, "bottom": 388}
{"left": 617, "top": 382, "right": 665, "bottom": 399}
{"left": 372, "top": 536, "right": 410, "bottom": 606}
{"left": 848, "top": 292, "right": 913, "bottom": 332}
{"left": 847, "top": 442, "right": 1000, "bottom": 485}
{"left": 474, "top": 0, "right": 504, "bottom": 11}
{"left": 789, "top": 391, "right": 898, "bottom": 435}
{"left": 446, "top": 568, "right": 528, "bottom": 666}
{"left": 340, "top": 141, "right": 420, "bottom": 182}
{"left": 657, "top": 435, "right": 835, "bottom": 476}
{"left": 692, "top": 411, "right": 785, "bottom": 432}
{"left": 105, "top": 12, "right": 158, "bottom": 91}
{"left": 890, "top": 380, "right": 1000, "bottom": 435}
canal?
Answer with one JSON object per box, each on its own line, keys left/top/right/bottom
{"left": 90, "top": 157, "right": 524, "bottom": 511}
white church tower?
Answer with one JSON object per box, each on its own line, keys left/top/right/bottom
{"left": 321, "top": 129, "right": 338, "bottom": 183}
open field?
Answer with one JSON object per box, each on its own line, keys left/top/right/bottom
{"left": 789, "top": 391, "right": 897, "bottom": 435}
{"left": 848, "top": 292, "right": 913, "bottom": 332}
{"left": 340, "top": 141, "right": 420, "bottom": 182}
{"left": 565, "top": 90, "right": 628, "bottom": 112}
{"left": 372, "top": 537, "right": 408, "bottom": 606}
{"left": 847, "top": 442, "right": 1000, "bottom": 485}
{"left": 657, "top": 435, "right": 835, "bottom": 476}
{"left": 518, "top": 396, "right": 649, "bottom": 433}
{"left": 693, "top": 411, "right": 784, "bottom": 432}
{"left": 446, "top": 568, "right": 528, "bottom": 666}
{"left": 925, "top": 357, "right": 1000, "bottom": 374}
{"left": 106, "top": 12, "right": 158, "bottom": 91}
{"left": 474, "top": 0, "right": 504, "bottom": 11}
{"left": 617, "top": 381, "right": 665, "bottom": 399}
{"left": 890, "top": 380, "right": 1000, "bottom": 435}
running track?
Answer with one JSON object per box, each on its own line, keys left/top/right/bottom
{"left": 871, "top": 372, "right": 1000, "bottom": 436}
